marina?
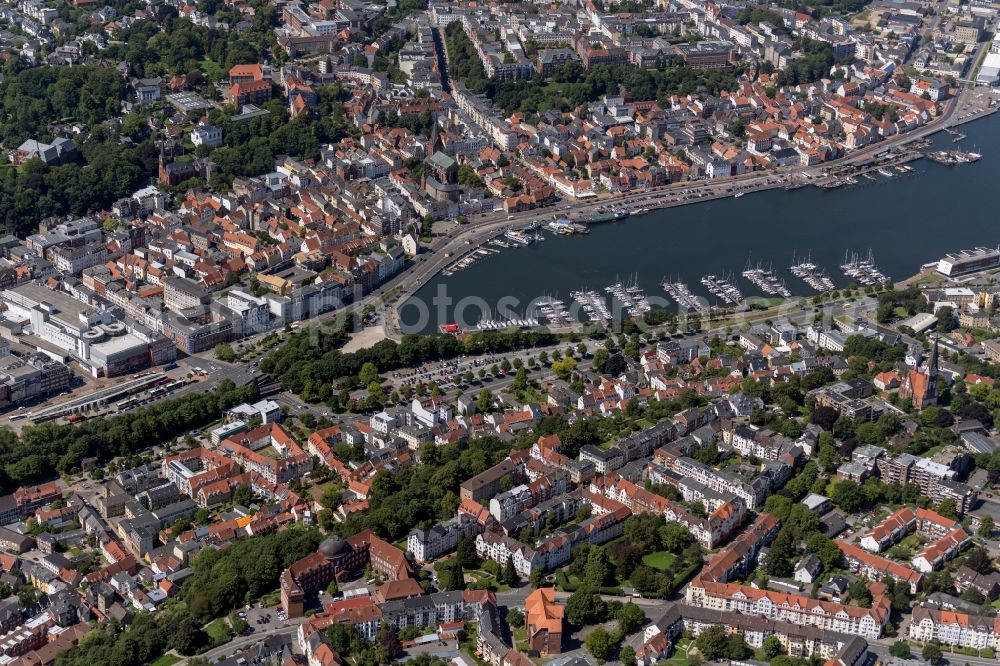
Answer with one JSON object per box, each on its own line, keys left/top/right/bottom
{"left": 470, "top": 318, "right": 540, "bottom": 331}
{"left": 402, "top": 112, "right": 1000, "bottom": 334}
{"left": 700, "top": 274, "right": 744, "bottom": 306}
{"left": 570, "top": 290, "right": 613, "bottom": 324}
{"left": 441, "top": 228, "right": 544, "bottom": 276}
{"left": 840, "top": 250, "right": 890, "bottom": 286}
{"left": 661, "top": 280, "right": 708, "bottom": 313}
{"left": 605, "top": 279, "right": 653, "bottom": 318}
{"left": 789, "top": 253, "right": 836, "bottom": 292}
{"left": 742, "top": 262, "right": 792, "bottom": 298}
{"left": 536, "top": 297, "right": 575, "bottom": 327}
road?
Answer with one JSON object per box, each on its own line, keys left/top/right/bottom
{"left": 377, "top": 85, "right": 986, "bottom": 340}
{"left": 173, "top": 620, "right": 306, "bottom": 666}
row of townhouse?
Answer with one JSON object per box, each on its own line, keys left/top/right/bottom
{"left": 668, "top": 456, "right": 773, "bottom": 510}
{"left": 911, "top": 528, "right": 971, "bottom": 573}
{"left": 860, "top": 506, "right": 956, "bottom": 553}
{"left": 675, "top": 605, "right": 869, "bottom": 665}
{"left": 406, "top": 514, "right": 481, "bottom": 564}
{"left": 698, "top": 513, "right": 783, "bottom": 584}
{"left": 835, "top": 540, "right": 923, "bottom": 594}
{"left": 684, "top": 579, "right": 892, "bottom": 640}
{"left": 475, "top": 492, "right": 631, "bottom": 576}
{"left": 726, "top": 423, "right": 799, "bottom": 460}
{"left": 380, "top": 588, "right": 495, "bottom": 631}
{"left": 909, "top": 606, "right": 1000, "bottom": 650}
{"left": 589, "top": 473, "right": 747, "bottom": 548}
{"left": 488, "top": 470, "right": 570, "bottom": 522}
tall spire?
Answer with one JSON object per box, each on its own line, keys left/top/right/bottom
{"left": 926, "top": 335, "right": 939, "bottom": 404}
{"left": 928, "top": 335, "right": 939, "bottom": 381}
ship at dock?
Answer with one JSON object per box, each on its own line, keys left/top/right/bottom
{"left": 547, "top": 219, "right": 590, "bottom": 235}
{"left": 536, "top": 297, "right": 575, "bottom": 327}
{"left": 789, "top": 252, "right": 836, "bottom": 292}
{"left": 840, "top": 249, "right": 889, "bottom": 286}
{"left": 700, "top": 274, "right": 743, "bottom": 306}
{"left": 441, "top": 229, "right": 539, "bottom": 276}
{"left": 472, "top": 317, "right": 540, "bottom": 331}
{"left": 926, "top": 149, "right": 982, "bottom": 165}
{"left": 586, "top": 207, "right": 630, "bottom": 224}
{"left": 605, "top": 277, "right": 652, "bottom": 318}
{"left": 743, "top": 260, "right": 791, "bottom": 298}
{"left": 661, "top": 280, "right": 708, "bottom": 313}
{"left": 570, "top": 290, "right": 612, "bottom": 324}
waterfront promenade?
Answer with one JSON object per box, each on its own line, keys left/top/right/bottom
{"left": 382, "top": 86, "right": 998, "bottom": 336}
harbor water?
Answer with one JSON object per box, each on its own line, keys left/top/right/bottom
{"left": 401, "top": 112, "right": 1000, "bottom": 334}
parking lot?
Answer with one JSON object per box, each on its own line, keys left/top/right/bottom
{"left": 236, "top": 602, "right": 287, "bottom": 635}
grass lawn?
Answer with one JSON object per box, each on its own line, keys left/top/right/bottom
{"left": 642, "top": 551, "right": 677, "bottom": 571}
{"left": 204, "top": 618, "right": 232, "bottom": 644}
{"left": 913, "top": 272, "right": 946, "bottom": 286}
{"left": 199, "top": 58, "right": 226, "bottom": 80}
{"left": 970, "top": 41, "right": 993, "bottom": 89}
{"left": 667, "top": 637, "right": 695, "bottom": 666}
{"left": 150, "top": 655, "right": 181, "bottom": 666}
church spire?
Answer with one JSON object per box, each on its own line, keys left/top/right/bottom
{"left": 925, "top": 335, "right": 939, "bottom": 404}
{"left": 928, "top": 335, "right": 939, "bottom": 381}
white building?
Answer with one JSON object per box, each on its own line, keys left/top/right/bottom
{"left": 191, "top": 122, "right": 223, "bottom": 148}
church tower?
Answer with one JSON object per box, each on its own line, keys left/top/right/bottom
{"left": 926, "top": 335, "right": 939, "bottom": 402}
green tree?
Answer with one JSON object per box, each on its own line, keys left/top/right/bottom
{"left": 936, "top": 498, "right": 958, "bottom": 519}
{"left": 512, "top": 366, "right": 528, "bottom": 392}
{"left": 922, "top": 642, "right": 942, "bottom": 665}
{"left": 585, "top": 627, "right": 614, "bottom": 662}
{"left": 620, "top": 644, "right": 636, "bottom": 666}
{"left": 585, "top": 547, "right": 611, "bottom": 586}
{"left": 359, "top": 362, "right": 380, "bottom": 386}
{"left": 763, "top": 636, "right": 785, "bottom": 659}
{"left": 214, "top": 343, "right": 236, "bottom": 362}
{"left": 477, "top": 389, "right": 492, "bottom": 413}
{"left": 565, "top": 588, "right": 607, "bottom": 625}
{"left": 979, "top": 515, "right": 995, "bottom": 538}
{"left": 503, "top": 557, "right": 518, "bottom": 585}
{"left": 766, "top": 529, "right": 795, "bottom": 577}
{"left": 438, "top": 558, "right": 465, "bottom": 591}
{"left": 659, "top": 522, "right": 691, "bottom": 552}
{"left": 725, "top": 635, "right": 753, "bottom": 660}
{"left": 831, "top": 480, "right": 868, "bottom": 513}
{"left": 695, "top": 625, "right": 728, "bottom": 660}
{"left": 889, "top": 641, "right": 911, "bottom": 659}
{"left": 616, "top": 602, "right": 645, "bottom": 635}
{"left": 529, "top": 568, "right": 545, "bottom": 589}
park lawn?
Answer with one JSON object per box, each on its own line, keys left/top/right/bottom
{"left": 204, "top": 618, "right": 232, "bottom": 644}
{"left": 199, "top": 59, "right": 226, "bottom": 81}
{"left": 642, "top": 551, "right": 677, "bottom": 571}
{"left": 668, "top": 638, "right": 695, "bottom": 666}
{"left": 150, "top": 655, "right": 181, "bottom": 666}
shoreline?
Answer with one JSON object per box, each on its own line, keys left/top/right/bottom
{"left": 385, "top": 93, "right": 998, "bottom": 337}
